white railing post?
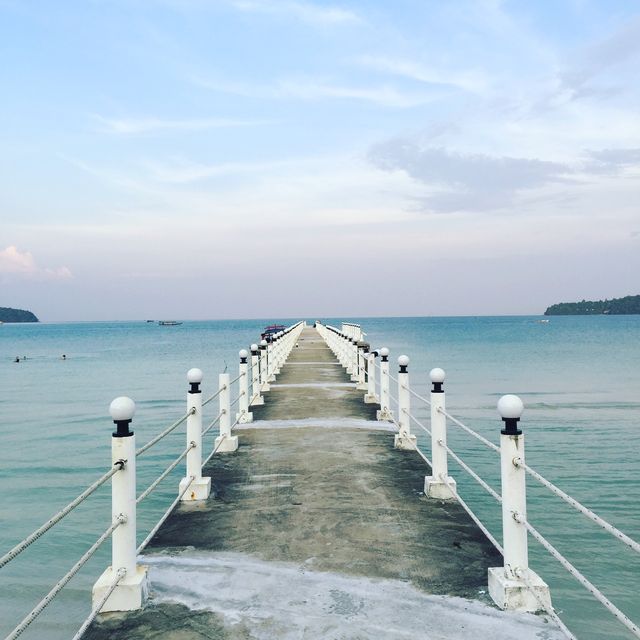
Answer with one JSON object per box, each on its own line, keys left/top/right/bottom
{"left": 215, "top": 373, "right": 238, "bottom": 453}
{"left": 237, "top": 350, "right": 253, "bottom": 423}
{"left": 488, "top": 395, "right": 551, "bottom": 612}
{"left": 250, "top": 343, "right": 264, "bottom": 406}
{"left": 350, "top": 338, "right": 359, "bottom": 381}
{"left": 424, "top": 368, "right": 456, "bottom": 500}
{"left": 92, "top": 397, "right": 148, "bottom": 612}
{"left": 376, "top": 347, "right": 393, "bottom": 421}
{"left": 394, "top": 355, "right": 416, "bottom": 449}
{"left": 267, "top": 340, "right": 276, "bottom": 382}
{"left": 364, "top": 349, "right": 379, "bottom": 403}
{"left": 180, "top": 369, "right": 211, "bottom": 501}
{"left": 259, "top": 340, "right": 270, "bottom": 391}
{"left": 356, "top": 342, "right": 368, "bottom": 390}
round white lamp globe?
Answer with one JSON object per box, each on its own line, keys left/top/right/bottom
{"left": 109, "top": 396, "right": 136, "bottom": 422}
{"left": 497, "top": 394, "right": 524, "bottom": 419}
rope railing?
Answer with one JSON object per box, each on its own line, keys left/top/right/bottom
{"left": 407, "top": 411, "right": 502, "bottom": 504}
{"left": 0, "top": 462, "right": 122, "bottom": 570}
{"left": 404, "top": 385, "right": 432, "bottom": 406}
{"left": 517, "top": 514, "right": 640, "bottom": 638}
{"left": 202, "top": 385, "right": 225, "bottom": 407}
{"left": 518, "top": 570, "right": 578, "bottom": 640}
{"left": 202, "top": 410, "right": 224, "bottom": 437}
{"left": 517, "top": 458, "right": 640, "bottom": 555}
{"left": 439, "top": 473, "right": 504, "bottom": 555}
{"left": 414, "top": 444, "right": 432, "bottom": 468}
{"left": 323, "top": 320, "right": 640, "bottom": 639}
{"left": 136, "top": 408, "right": 194, "bottom": 457}
{"left": 1, "top": 322, "right": 307, "bottom": 640}
{"left": 137, "top": 476, "right": 194, "bottom": 554}
{"left": 71, "top": 568, "right": 126, "bottom": 640}
{"left": 136, "top": 443, "right": 195, "bottom": 504}
{"left": 5, "top": 515, "right": 125, "bottom": 640}
{"left": 437, "top": 407, "right": 500, "bottom": 453}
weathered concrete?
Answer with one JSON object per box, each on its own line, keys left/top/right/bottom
{"left": 252, "top": 328, "right": 379, "bottom": 420}
{"left": 85, "top": 326, "right": 563, "bottom": 639}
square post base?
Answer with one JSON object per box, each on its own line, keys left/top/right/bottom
{"left": 250, "top": 396, "right": 264, "bottom": 406}
{"left": 237, "top": 411, "right": 254, "bottom": 424}
{"left": 261, "top": 383, "right": 271, "bottom": 392}
{"left": 356, "top": 382, "right": 368, "bottom": 390}
{"left": 215, "top": 434, "right": 239, "bottom": 453}
{"left": 424, "top": 475, "right": 457, "bottom": 500}
{"left": 92, "top": 565, "right": 149, "bottom": 613}
{"left": 394, "top": 434, "right": 417, "bottom": 450}
{"left": 179, "top": 476, "right": 211, "bottom": 501}
{"left": 350, "top": 375, "right": 358, "bottom": 382}
{"left": 377, "top": 408, "right": 394, "bottom": 421}
{"left": 267, "top": 374, "right": 276, "bottom": 382}
{"left": 364, "top": 394, "right": 379, "bottom": 404}
{"left": 488, "top": 567, "right": 551, "bottom": 613}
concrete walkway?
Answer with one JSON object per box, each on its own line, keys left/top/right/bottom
{"left": 85, "top": 327, "right": 563, "bottom": 639}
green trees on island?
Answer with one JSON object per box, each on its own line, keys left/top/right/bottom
{"left": 0, "top": 307, "right": 39, "bottom": 322}
{"left": 544, "top": 295, "right": 640, "bottom": 315}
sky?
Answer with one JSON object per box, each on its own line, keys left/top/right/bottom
{"left": 1, "top": 0, "right": 639, "bottom": 321}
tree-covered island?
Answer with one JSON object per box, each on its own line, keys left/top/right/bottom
{"left": 0, "top": 307, "right": 39, "bottom": 322}
{"left": 544, "top": 295, "right": 640, "bottom": 316}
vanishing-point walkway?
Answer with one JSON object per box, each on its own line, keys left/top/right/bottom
{"left": 86, "top": 327, "right": 563, "bottom": 639}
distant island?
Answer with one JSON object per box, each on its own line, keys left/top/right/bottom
{"left": 544, "top": 295, "right": 640, "bottom": 316}
{"left": 0, "top": 307, "right": 39, "bottom": 322}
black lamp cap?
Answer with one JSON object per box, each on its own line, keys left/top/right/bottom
{"left": 113, "top": 419, "right": 133, "bottom": 438}
{"left": 501, "top": 417, "right": 522, "bottom": 436}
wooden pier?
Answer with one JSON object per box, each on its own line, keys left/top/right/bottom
{"left": 84, "top": 326, "right": 563, "bottom": 639}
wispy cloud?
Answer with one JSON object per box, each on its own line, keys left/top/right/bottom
{"left": 0, "top": 246, "right": 72, "bottom": 280}
{"left": 228, "top": 0, "right": 360, "bottom": 25}
{"left": 191, "top": 75, "right": 435, "bottom": 107}
{"left": 94, "top": 115, "right": 271, "bottom": 134}
{"left": 556, "top": 16, "right": 640, "bottom": 103}
{"left": 585, "top": 148, "right": 640, "bottom": 174}
{"left": 355, "top": 55, "right": 489, "bottom": 94}
{"left": 368, "top": 140, "right": 573, "bottom": 213}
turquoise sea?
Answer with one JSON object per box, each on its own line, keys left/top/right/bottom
{"left": 1, "top": 316, "right": 638, "bottom": 639}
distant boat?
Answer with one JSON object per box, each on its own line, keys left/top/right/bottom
{"left": 158, "top": 321, "right": 182, "bottom": 326}
{"left": 261, "top": 324, "right": 286, "bottom": 340}
{"left": 146, "top": 320, "right": 155, "bottom": 323}
{"left": 537, "top": 319, "right": 550, "bottom": 324}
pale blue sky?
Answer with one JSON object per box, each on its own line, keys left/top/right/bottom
{"left": 1, "top": 0, "right": 639, "bottom": 320}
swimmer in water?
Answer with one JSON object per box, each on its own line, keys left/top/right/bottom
{"left": 14, "top": 356, "right": 20, "bottom": 363}
{"left": 61, "top": 354, "right": 66, "bottom": 360}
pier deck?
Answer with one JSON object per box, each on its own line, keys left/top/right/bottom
{"left": 86, "top": 327, "right": 563, "bottom": 639}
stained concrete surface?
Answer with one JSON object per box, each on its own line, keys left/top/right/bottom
{"left": 85, "top": 327, "right": 562, "bottom": 639}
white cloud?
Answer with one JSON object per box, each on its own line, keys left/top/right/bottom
{"left": 368, "top": 142, "right": 573, "bottom": 213}
{"left": 228, "top": 0, "right": 360, "bottom": 25}
{"left": 94, "top": 115, "right": 271, "bottom": 134}
{"left": 355, "top": 55, "right": 489, "bottom": 94}
{"left": 0, "top": 246, "right": 72, "bottom": 280}
{"left": 191, "top": 75, "right": 435, "bottom": 107}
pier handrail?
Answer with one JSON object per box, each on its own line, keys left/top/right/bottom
{"left": 0, "top": 461, "right": 123, "bottom": 570}
{"left": 4, "top": 515, "right": 126, "bottom": 640}
{"left": 316, "top": 320, "right": 640, "bottom": 639}
{"left": 136, "top": 408, "right": 194, "bottom": 457}
{"left": 1, "top": 320, "right": 306, "bottom": 640}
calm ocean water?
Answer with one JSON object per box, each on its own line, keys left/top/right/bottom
{"left": 0, "top": 316, "right": 638, "bottom": 639}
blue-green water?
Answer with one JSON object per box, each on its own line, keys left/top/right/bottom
{"left": 1, "top": 316, "right": 638, "bottom": 639}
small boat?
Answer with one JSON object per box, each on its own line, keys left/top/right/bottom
{"left": 158, "top": 321, "right": 183, "bottom": 326}
{"left": 146, "top": 320, "right": 155, "bottom": 323}
{"left": 261, "top": 324, "right": 286, "bottom": 340}
{"left": 537, "top": 319, "right": 550, "bottom": 324}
